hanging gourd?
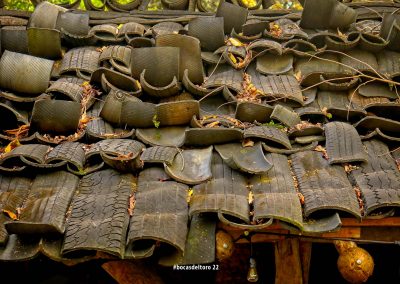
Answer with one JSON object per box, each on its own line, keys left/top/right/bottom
{"left": 334, "top": 240, "right": 374, "bottom": 284}
{"left": 216, "top": 230, "right": 235, "bottom": 261}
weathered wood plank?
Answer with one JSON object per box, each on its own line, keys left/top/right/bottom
{"left": 275, "top": 238, "right": 303, "bottom": 284}
{"left": 321, "top": 227, "right": 361, "bottom": 239}
{"left": 341, "top": 217, "right": 400, "bottom": 227}
{"left": 361, "top": 227, "right": 400, "bottom": 242}
{"left": 300, "top": 242, "right": 312, "bottom": 284}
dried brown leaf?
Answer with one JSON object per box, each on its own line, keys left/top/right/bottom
{"left": 205, "top": 121, "right": 220, "bottom": 128}
{"left": 344, "top": 163, "right": 359, "bottom": 173}
{"left": 237, "top": 73, "right": 264, "bottom": 103}
{"left": 337, "top": 28, "right": 347, "bottom": 40}
{"left": 128, "top": 194, "right": 135, "bottom": 216}
{"left": 297, "top": 192, "right": 305, "bottom": 205}
{"left": 314, "top": 145, "right": 329, "bottom": 160}
{"left": 82, "top": 144, "right": 93, "bottom": 152}
{"left": 4, "top": 124, "right": 30, "bottom": 138}
{"left": 269, "top": 22, "right": 282, "bottom": 37}
{"left": 96, "top": 46, "right": 107, "bottom": 53}
{"left": 354, "top": 186, "right": 364, "bottom": 214}
{"left": 294, "top": 70, "right": 302, "bottom": 82}
{"left": 292, "top": 121, "right": 321, "bottom": 132}
{"left": 242, "top": 138, "right": 254, "bottom": 147}
{"left": 248, "top": 191, "right": 254, "bottom": 205}
{"left": 117, "top": 152, "right": 134, "bottom": 160}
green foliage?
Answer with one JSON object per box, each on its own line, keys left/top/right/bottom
{"left": 147, "top": 0, "right": 162, "bottom": 10}
{"left": 269, "top": 0, "right": 302, "bottom": 9}
{"left": 262, "top": 120, "right": 286, "bottom": 129}
{"left": 5, "top": 0, "right": 34, "bottom": 11}
{"left": 2, "top": 0, "right": 302, "bottom": 11}
{"left": 152, "top": 114, "right": 160, "bottom": 128}
{"left": 4, "top": 0, "right": 105, "bottom": 10}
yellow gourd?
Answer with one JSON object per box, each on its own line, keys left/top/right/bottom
{"left": 334, "top": 241, "right": 374, "bottom": 284}
{"left": 216, "top": 230, "right": 234, "bottom": 261}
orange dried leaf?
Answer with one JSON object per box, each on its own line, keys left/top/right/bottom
{"left": 298, "top": 193, "right": 305, "bottom": 205}
{"left": 205, "top": 121, "right": 220, "bottom": 128}
{"left": 354, "top": 186, "right": 364, "bottom": 214}
{"left": 79, "top": 114, "right": 93, "bottom": 125}
{"left": 237, "top": 73, "right": 264, "bottom": 103}
{"left": 4, "top": 124, "right": 30, "bottom": 138}
{"left": 117, "top": 152, "right": 134, "bottom": 160}
{"left": 269, "top": 22, "right": 282, "bottom": 37}
{"left": 292, "top": 121, "right": 321, "bottom": 132}
{"left": 314, "top": 145, "right": 329, "bottom": 160}
{"left": 2, "top": 209, "right": 18, "bottom": 220}
{"left": 344, "top": 163, "right": 358, "bottom": 173}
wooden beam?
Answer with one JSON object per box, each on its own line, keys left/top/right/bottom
{"left": 361, "top": 227, "right": 400, "bottom": 242}
{"left": 320, "top": 227, "right": 361, "bottom": 239}
{"left": 274, "top": 238, "right": 303, "bottom": 284}
{"left": 341, "top": 217, "right": 400, "bottom": 227}
{"left": 220, "top": 217, "right": 400, "bottom": 235}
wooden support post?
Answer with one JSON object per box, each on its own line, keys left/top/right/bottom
{"left": 102, "top": 261, "right": 164, "bottom": 284}
{"left": 274, "top": 238, "right": 303, "bottom": 284}
{"left": 299, "top": 241, "right": 312, "bottom": 284}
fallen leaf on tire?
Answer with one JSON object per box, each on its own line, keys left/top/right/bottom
{"left": 242, "top": 138, "right": 254, "bottom": 147}
{"left": 2, "top": 209, "right": 18, "bottom": 220}
{"left": 314, "top": 145, "right": 329, "bottom": 160}
{"left": 128, "top": 194, "right": 135, "bottom": 216}
{"left": 227, "top": 37, "right": 244, "bottom": 47}
{"left": 321, "top": 107, "right": 333, "bottom": 119}
{"left": 294, "top": 70, "right": 302, "bottom": 82}
{"left": 269, "top": 22, "right": 282, "bottom": 37}
{"left": 228, "top": 53, "right": 237, "bottom": 64}
{"left": 354, "top": 186, "right": 365, "bottom": 214}
{"left": 337, "top": 28, "right": 347, "bottom": 40}
{"left": 297, "top": 193, "right": 305, "bottom": 205}
{"left": 344, "top": 163, "right": 359, "bottom": 173}
{"left": 4, "top": 124, "right": 30, "bottom": 138}
{"left": 248, "top": 191, "right": 254, "bottom": 205}
{"left": 4, "top": 139, "right": 21, "bottom": 153}
{"left": 117, "top": 152, "right": 134, "bottom": 160}
{"left": 205, "top": 121, "right": 220, "bottom": 128}
{"left": 187, "top": 188, "right": 193, "bottom": 203}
